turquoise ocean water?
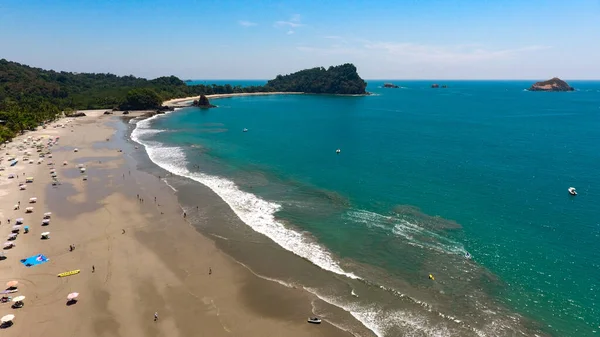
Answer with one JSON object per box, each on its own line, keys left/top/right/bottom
{"left": 133, "top": 81, "right": 600, "bottom": 336}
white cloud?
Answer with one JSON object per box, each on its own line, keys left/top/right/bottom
{"left": 297, "top": 39, "right": 551, "bottom": 65}
{"left": 238, "top": 20, "right": 257, "bottom": 27}
{"left": 361, "top": 41, "right": 551, "bottom": 63}
{"left": 275, "top": 14, "right": 304, "bottom": 29}
{"left": 323, "top": 36, "right": 342, "bottom": 40}
{"left": 287, "top": 30, "right": 295, "bottom": 35}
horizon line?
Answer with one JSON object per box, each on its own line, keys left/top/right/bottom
{"left": 187, "top": 78, "right": 600, "bottom": 81}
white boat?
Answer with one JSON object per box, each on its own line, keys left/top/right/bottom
{"left": 568, "top": 187, "right": 577, "bottom": 196}
{"left": 336, "top": 149, "right": 341, "bottom": 154}
{"left": 243, "top": 128, "right": 248, "bottom": 132}
{"left": 307, "top": 317, "right": 322, "bottom": 324}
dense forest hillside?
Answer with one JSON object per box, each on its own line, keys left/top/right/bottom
{"left": 0, "top": 59, "right": 367, "bottom": 141}
{"left": 265, "top": 63, "right": 367, "bottom": 94}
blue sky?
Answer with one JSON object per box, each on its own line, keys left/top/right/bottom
{"left": 1, "top": 0, "right": 599, "bottom": 79}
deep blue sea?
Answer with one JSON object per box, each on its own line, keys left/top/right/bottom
{"left": 133, "top": 80, "right": 600, "bottom": 336}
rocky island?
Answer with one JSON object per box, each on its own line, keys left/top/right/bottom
{"left": 383, "top": 83, "right": 399, "bottom": 88}
{"left": 529, "top": 77, "right": 574, "bottom": 92}
{"left": 192, "top": 94, "right": 216, "bottom": 108}
{"left": 266, "top": 63, "right": 367, "bottom": 95}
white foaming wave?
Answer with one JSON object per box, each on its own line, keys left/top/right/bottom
{"left": 393, "top": 219, "right": 466, "bottom": 256}
{"left": 346, "top": 210, "right": 466, "bottom": 256}
{"left": 131, "top": 117, "right": 360, "bottom": 281}
{"left": 306, "top": 287, "right": 461, "bottom": 337}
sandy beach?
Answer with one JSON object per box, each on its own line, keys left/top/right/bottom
{"left": 163, "top": 92, "right": 304, "bottom": 107}
{"left": 0, "top": 111, "right": 352, "bottom": 336}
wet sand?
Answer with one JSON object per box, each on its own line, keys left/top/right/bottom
{"left": 0, "top": 111, "right": 350, "bottom": 336}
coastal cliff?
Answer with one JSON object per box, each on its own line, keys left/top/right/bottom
{"left": 529, "top": 78, "right": 574, "bottom": 91}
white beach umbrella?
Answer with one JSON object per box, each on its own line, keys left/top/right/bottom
{"left": 12, "top": 296, "right": 25, "bottom": 302}
{"left": 67, "top": 292, "right": 79, "bottom": 300}
{"left": 43, "top": 212, "right": 52, "bottom": 218}
{"left": 15, "top": 218, "right": 24, "bottom": 224}
{"left": 1, "top": 314, "right": 14, "bottom": 323}
{"left": 12, "top": 225, "right": 21, "bottom": 230}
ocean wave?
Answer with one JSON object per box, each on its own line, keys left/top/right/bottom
{"left": 131, "top": 115, "right": 360, "bottom": 281}
{"left": 306, "top": 287, "right": 462, "bottom": 337}
{"left": 345, "top": 209, "right": 466, "bottom": 256}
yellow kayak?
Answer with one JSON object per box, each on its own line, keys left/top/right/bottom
{"left": 57, "top": 269, "right": 80, "bottom": 277}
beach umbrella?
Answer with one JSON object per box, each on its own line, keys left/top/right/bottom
{"left": 43, "top": 212, "right": 52, "bottom": 218}
{"left": 67, "top": 292, "right": 79, "bottom": 300}
{"left": 3, "top": 242, "right": 13, "bottom": 248}
{"left": 8, "top": 233, "right": 17, "bottom": 238}
{"left": 15, "top": 218, "right": 24, "bottom": 224}
{"left": 1, "top": 314, "right": 14, "bottom": 323}
{"left": 12, "top": 296, "right": 25, "bottom": 302}
{"left": 12, "top": 225, "right": 21, "bottom": 230}
{"left": 5, "top": 281, "right": 18, "bottom": 288}
{"left": 41, "top": 232, "right": 50, "bottom": 238}
{"left": 63, "top": 161, "right": 67, "bottom": 165}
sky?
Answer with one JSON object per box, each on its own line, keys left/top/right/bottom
{"left": 1, "top": 0, "right": 600, "bottom": 79}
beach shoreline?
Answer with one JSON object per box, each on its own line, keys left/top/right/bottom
{"left": 0, "top": 112, "right": 355, "bottom": 337}
{"left": 163, "top": 92, "right": 304, "bottom": 107}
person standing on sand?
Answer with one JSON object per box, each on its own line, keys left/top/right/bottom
{"left": 209, "top": 267, "right": 212, "bottom": 275}
{"left": 154, "top": 312, "right": 159, "bottom": 321}
{"left": 92, "top": 265, "right": 95, "bottom": 273}
{"left": 183, "top": 212, "right": 186, "bottom": 218}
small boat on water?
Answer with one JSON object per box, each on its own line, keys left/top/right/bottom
{"left": 307, "top": 317, "right": 322, "bottom": 324}
{"left": 243, "top": 128, "right": 248, "bottom": 132}
{"left": 465, "top": 252, "right": 472, "bottom": 259}
{"left": 568, "top": 187, "right": 577, "bottom": 196}
{"left": 336, "top": 149, "right": 341, "bottom": 154}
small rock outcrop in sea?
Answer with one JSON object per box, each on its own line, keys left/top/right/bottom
{"left": 103, "top": 110, "right": 112, "bottom": 115}
{"left": 529, "top": 77, "right": 574, "bottom": 91}
{"left": 383, "top": 83, "right": 399, "bottom": 88}
{"left": 431, "top": 84, "right": 439, "bottom": 88}
{"left": 192, "top": 94, "right": 216, "bottom": 108}
{"left": 441, "top": 85, "right": 448, "bottom": 88}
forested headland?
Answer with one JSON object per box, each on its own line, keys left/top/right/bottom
{"left": 0, "top": 59, "right": 367, "bottom": 141}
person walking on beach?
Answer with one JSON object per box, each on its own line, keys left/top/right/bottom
{"left": 183, "top": 211, "right": 186, "bottom": 218}
{"left": 154, "top": 312, "right": 159, "bottom": 321}
{"left": 92, "top": 265, "right": 95, "bottom": 273}
{"left": 209, "top": 267, "right": 212, "bottom": 275}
